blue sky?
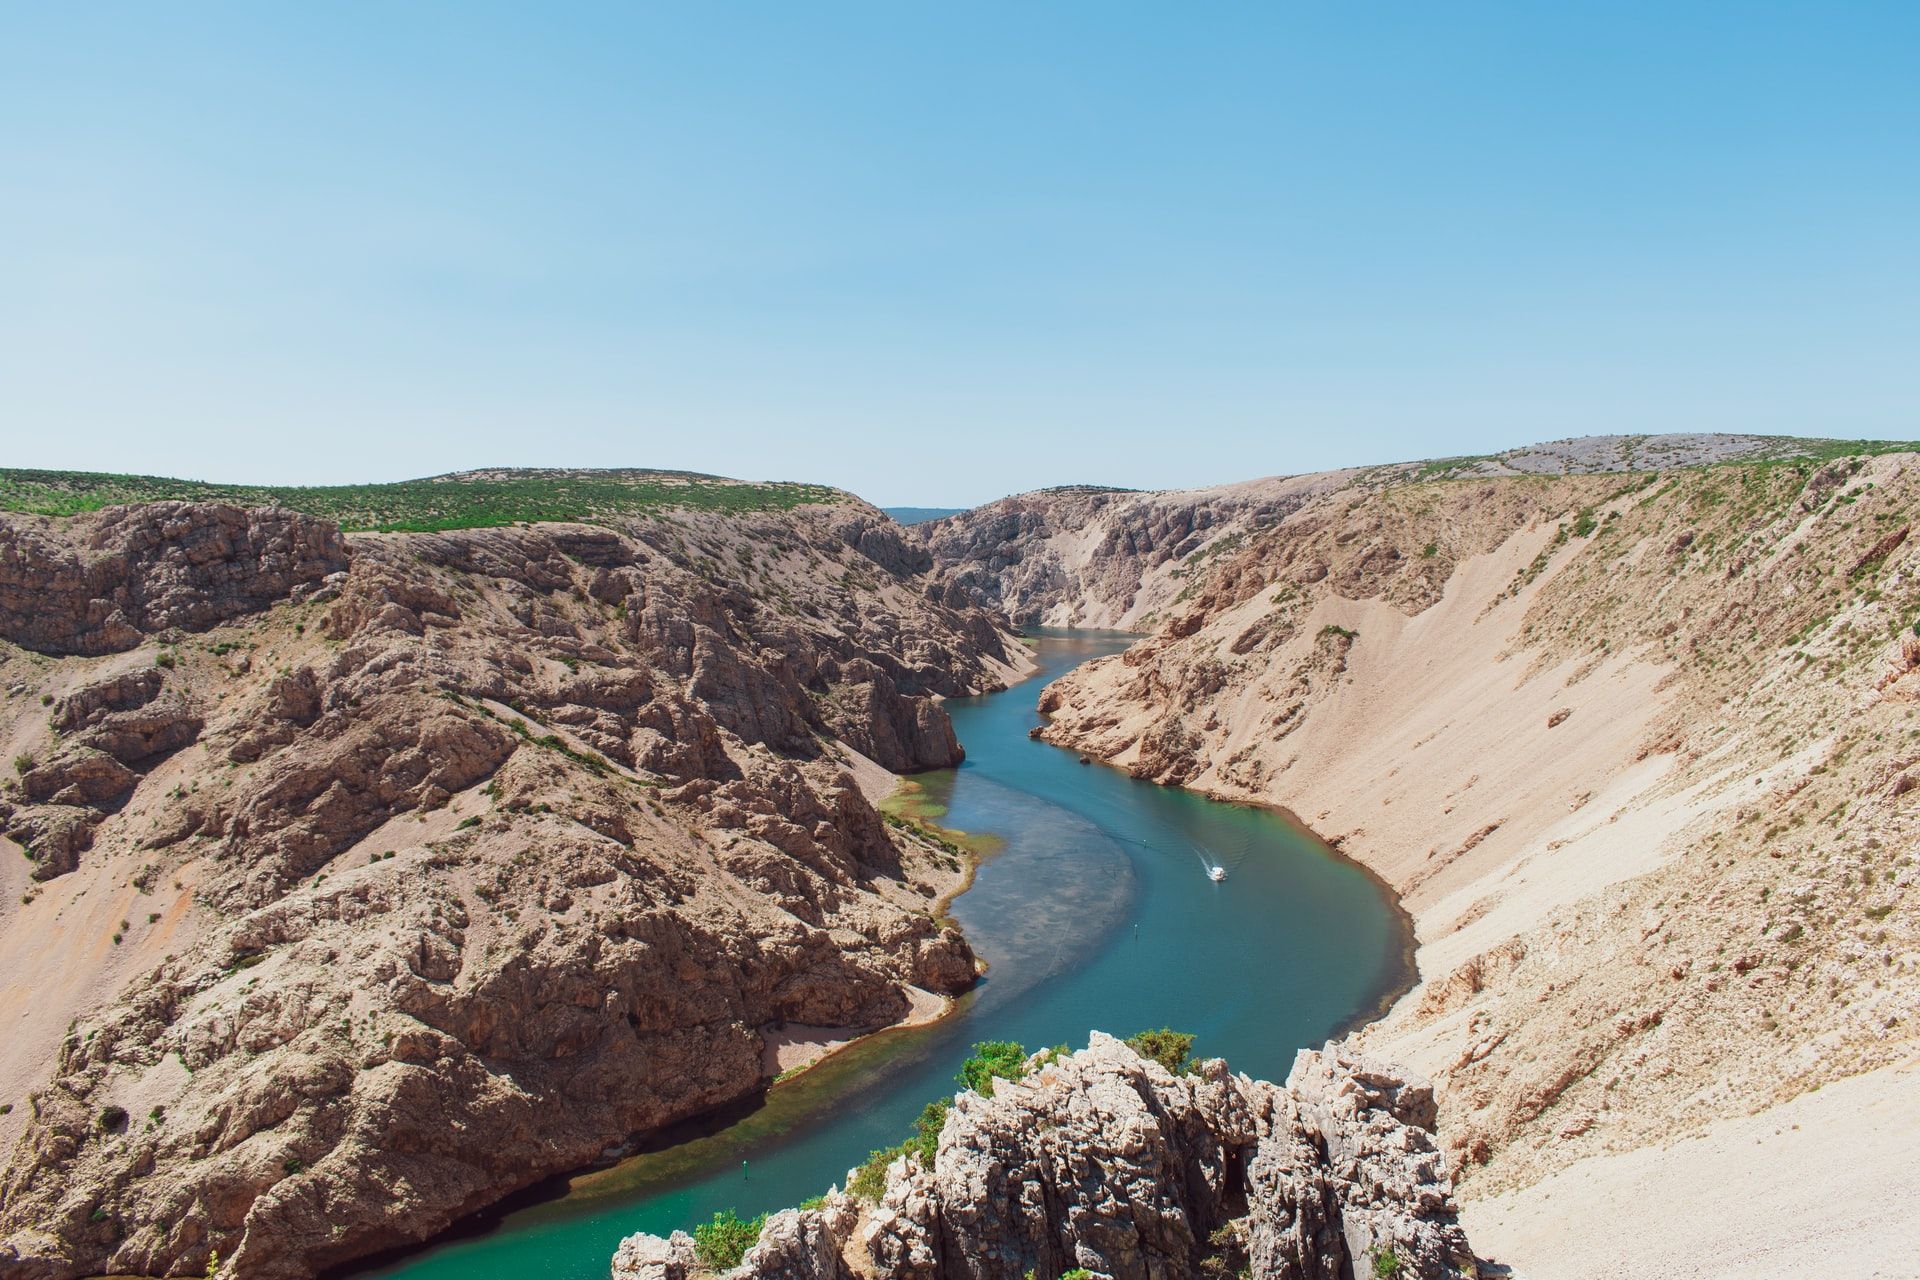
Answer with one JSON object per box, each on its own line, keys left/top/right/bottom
{"left": 2, "top": 3, "right": 1915, "bottom": 506}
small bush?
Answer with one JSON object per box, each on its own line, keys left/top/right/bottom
{"left": 957, "top": 1040, "right": 1028, "bottom": 1095}
{"left": 1125, "top": 1028, "right": 1197, "bottom": 1075}
{"left": 98, "top": 1105, "right": 128, "bottom": 1133}
{"left": 282, "top": 1157, "right": 305, "bottom": 1175}
{"left": 692, "top": 1209, "right": 765, "bottom": 1270}
{"left": 849, "top": 1147, "right": 895, "bottom": 1202}
{"left": 154, "top": 649, "right": 176, "bottom": 669}
{"left": 906, "top": 1098, "right": 950, "bottom": 1165}
{"left": 797, "top": 1194, "right": 827, "bottom": 1211}
{"left": 11, "top": 753, "right": 33, "bottom": 776}
{"left": 1372, "top": 1248, "right": 1403, "bottom": 1278}
{"left": 457, "top": 816, "right": 482, "bottom": 830}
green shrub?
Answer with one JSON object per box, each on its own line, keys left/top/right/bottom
{"left": 1125, "top": 1029, "right": 1196, "bottom": 1075}
{"left": 11, "top": 753, "right": 32, "bottom": 776}
{"left": 1061, "top": 1270, "right": 1097, "bottom": 1279}
{"left": 957, "top": 1040, "right": 1028, "bottom": 1095}
{"left": 1372, "top": 1247, "right": 1403, "bottom": 1278}
{"left": 849, "top": 1147, "right": 896, "bottom": 1202}
{"left": 98, "top": 1104, "right": 128, "bottom": 1133}
{"left": 154, "top": 649, "right": 176, "bottom": 669}
{"left": 907, "top": 1098, "right": 950, "bottom": 1164}
{"left": 692, "top": 1209, "right": 766, "bottom": 1270}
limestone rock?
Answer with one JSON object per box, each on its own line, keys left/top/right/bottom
{"left": 614, "top": 1035, "right": 1474, "bottom": 1280}
{"left": 0, "top": 503, "right": 348, "bottom": 656}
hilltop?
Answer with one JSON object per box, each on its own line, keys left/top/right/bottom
{"left": 0, "top": 467, "right": 847, "bottom": 533}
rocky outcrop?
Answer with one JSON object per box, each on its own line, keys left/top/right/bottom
{"left": 0, "top": 503, "right": 348, "bottom": 655}
{"left": 1, "top": 665, "right": 204, "bottom": 878}
{"left": 613, "top": 1035, "right": 1474, "bottom": 1280}
{"left": 0, "top": 495, "right": 1024, "bottom": 1280}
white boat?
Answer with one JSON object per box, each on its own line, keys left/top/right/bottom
{"left": 1208, "top": 865, "right": 1226, "bottom": 882}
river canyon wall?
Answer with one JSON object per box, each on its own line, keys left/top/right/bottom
{"left": 975, "top": 438, "right": 1920, "bottom": 1277}
{"left": 0, "top": 494, "right": 1026, "bottom": 1280}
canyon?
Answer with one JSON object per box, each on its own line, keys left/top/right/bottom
{"left": 2, "top": 434, "right": 1916, "bottom": 1280}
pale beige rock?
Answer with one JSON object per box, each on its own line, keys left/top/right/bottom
{"left": 616, "top": 1035, "right": 1474, "bottom": 1280}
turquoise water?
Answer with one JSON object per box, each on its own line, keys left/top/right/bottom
{"left": 351, "top": 631, "right": 1407, "bottom": 1280}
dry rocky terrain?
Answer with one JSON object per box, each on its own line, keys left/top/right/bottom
{"left": 1014, "top": 440, "right": 1920, "bottom": 1275}
{"left": 613, "top": 1034, "right": 1475, "bottom": 1280}
{"left": 0, "top": 495, "right": 1025, "bottom": 1279}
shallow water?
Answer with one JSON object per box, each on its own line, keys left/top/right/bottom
{"left": 354, "top": 631, "right": 1407, "bottom": 1280}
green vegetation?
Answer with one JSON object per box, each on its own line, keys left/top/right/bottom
{"left": 1061, "top": 1271, "right": 1098, "bottom": 1280}
{"left": 0, "top": 467, "right": 846, "bottom": 533}
{"left": 849, "top": 1040, "right": 1040, "bottom": 1203}
{"left": 956, "top": 1039, "right": 1028, "bottom": 1093}
{"left": 692, "top": 1209, "right": 766, "bottom": 1270}
{"left": 11, "top": 753, "right": 33, "bottom": 776}
{"left": 1317, "top": 624, "right": 1358, "bottom": 643}
{"left": 1372, "top": 1246, "right": 1404, "bottom": 1278}
{"left": 1125, "top": 1028, "right": 1198, "bottom": 1075}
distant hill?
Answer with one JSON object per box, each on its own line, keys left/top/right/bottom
{"left": 0, "top": 467, "right": 846, "bottom": 533}
{"left": 883, "top": 506, "right": 966, "bottom": 525}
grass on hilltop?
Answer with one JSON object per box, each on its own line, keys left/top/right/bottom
{"left": 0, "top": 467, "right": 845, "bottom": 532}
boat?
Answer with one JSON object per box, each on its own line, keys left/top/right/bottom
{"left": 1208, "top": 865, "right": 1226, "bottom": 882}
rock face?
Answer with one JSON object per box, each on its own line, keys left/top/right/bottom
{"left": 0, "top": 496, "right": 1023, "bottom": 1280}
{"left": 0, "top": 503, "right": 349, "bottom": 656}
{"left": 613, "top": 1035, "right": 1474, "bottom": 1280}
{"left": 916, "top": 476, "right": 1350, "bottom": 630}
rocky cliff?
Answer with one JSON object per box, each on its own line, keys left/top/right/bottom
{"left": 916, "top": 476, "right": 1354, "bottom": 631}
{"left": 0, "top": 494, "right": 1024, "bottom": 1280}
{"left": 1027, "top": 445, "right": 1920, "bottom": 1272}
{"left": 612, "top": 1034, "right": 1475, "bottom": 1280}
{"left": 914, "top": 435, "right": 1827, "bottom": 632}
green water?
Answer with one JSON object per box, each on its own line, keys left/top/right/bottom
{"left": 351, "top": 631, "right": 1408, "bottom": 1280}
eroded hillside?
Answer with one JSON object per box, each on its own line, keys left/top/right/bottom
{"left": 1031, "top": 449, "right": 1920, "bottom": 1273}
{"left": 0, "top": 495, "right": 1023, "bottom": 1280}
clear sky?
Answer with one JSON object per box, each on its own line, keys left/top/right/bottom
{"left": 2, "top": 3, "right": 1915, "bottom": 506}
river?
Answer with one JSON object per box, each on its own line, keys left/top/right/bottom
{"left": 351, "top": 630, "right": 1409, "bottom": 1280}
